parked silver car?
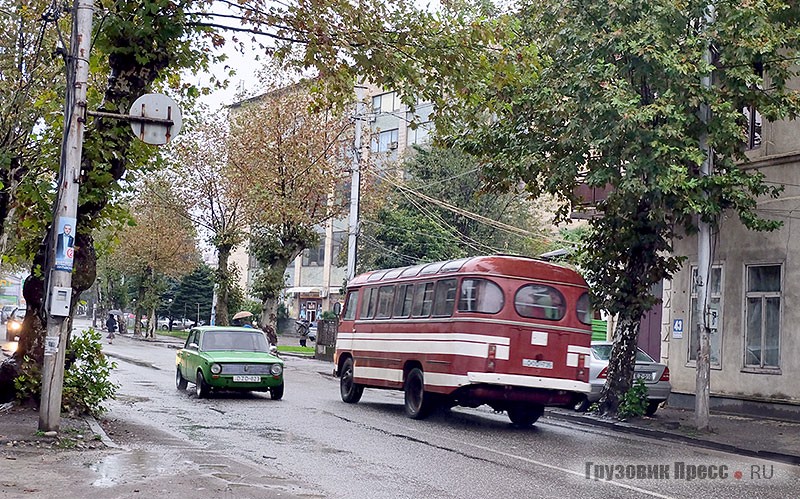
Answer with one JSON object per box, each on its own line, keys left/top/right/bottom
{"left": 574, "top": 341, "right": 671, "bottom": 416}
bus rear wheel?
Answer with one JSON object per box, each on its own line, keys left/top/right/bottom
{"left": 340, "top": 357, "right": 364, "bottom": 403}
{"left": 507, "top": 404, "right": 545, "bottom": 427}
{"left": 404, "top": 367, "right": 436, "bottom": 419}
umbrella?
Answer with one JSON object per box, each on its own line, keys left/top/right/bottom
{"left": 108, "top": 309, "right": 123, "bottom": 315}
{"left": 232, "top": 311, "right": 253, "bottom": 320}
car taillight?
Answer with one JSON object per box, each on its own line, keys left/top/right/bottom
{"left": 598, "top": 366, "right": 608, "bottom": 379}
{"left": 659, "top": 367, "right": 670, "bottom": 382}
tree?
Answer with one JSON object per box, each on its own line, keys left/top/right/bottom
{"left": 451, "top": 1, "right": 800, "bottom": 422}
{"left": 111, "top": 180, "right": 199, "bottom": 338}
{"left": 226, "top": 75, "right": 352, "bottom": 344}
{"left": 358, "top": 146, "right": 555, "bottom": 271}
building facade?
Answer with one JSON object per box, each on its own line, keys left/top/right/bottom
{"left": 662, "top": 83, "right": 800, "bottom": 416}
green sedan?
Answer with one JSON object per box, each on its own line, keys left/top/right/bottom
{"left": 175, "top": 326, "right": 284, "bottom": 399}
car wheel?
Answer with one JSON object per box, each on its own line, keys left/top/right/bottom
{"left": 645, "top": 400, "right": 661, "bottom": 416}
{"left": 270, "top": 382, "right": 284, "bottom": 400}
{"left": 176, "top": 368, "right": 188, "bottom": 390}
{"left": 404, "top": 367, "right": 436, "bottom": 419}
{"left": 573, "top": 395, "right": 591, "bottom": 412}
{"left": 340, "top": 357, "right": 364, "bottom": 404}
{"left": 195, "top": 370, "right": 210, "bottom": 398}
{"left": 507, "top": 404, "right": 545, "bottom": 427}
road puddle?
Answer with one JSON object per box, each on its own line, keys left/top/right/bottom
{"left": 89, "top": 449, "right": 178, "bottom": 487}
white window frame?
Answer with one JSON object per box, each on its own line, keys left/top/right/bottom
{"left": 688, "top": 265, "right": 723, "bottom": 368}
{"left": 742, "top": 263, "right": 782, "bottom": 372}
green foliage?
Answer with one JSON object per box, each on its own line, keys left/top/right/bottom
{"left": 15, "top": 329, "right": 118, "bottom": 417}
{"left": 359, "top": 146, "right": 548, "bottom": 270}
{"left": 320, "top": 310, "right": 338, "bottom": 320}
{"left": 276, "top": 302, "right": 289, "bottom": 320}
{"left": 617, "top": 378, "right": 649, "bottom": 421}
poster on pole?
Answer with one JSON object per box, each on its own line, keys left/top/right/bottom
{"left": 54, "top": 216, "right": 76, "bottom": 271}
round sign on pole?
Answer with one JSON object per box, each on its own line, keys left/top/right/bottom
{"left": 129, "top": 93, "right": 183, "bottom": 145}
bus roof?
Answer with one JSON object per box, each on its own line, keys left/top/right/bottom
{"left": 348, "top": 255, "right": 587, "bottom": 288}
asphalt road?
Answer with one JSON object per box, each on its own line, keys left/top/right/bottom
{"left": 92, "top": 326, "right": 800, "bottom": 499}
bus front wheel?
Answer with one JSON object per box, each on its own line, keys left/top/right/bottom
{"left": 340, "top": 357, "right": 364, "bottom": 403}
{"left": 404, "top": 367, "right": 436, "bottom": 419}
{"left": 507, "top": 404, "right": 544, "bottom": 427}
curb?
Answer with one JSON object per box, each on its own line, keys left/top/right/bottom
{"left": 545, "top": 409, "right": 800, "bottom": 466}
{"left": 84, "top": 415, "right": 125, "bottom": 450}
{"left": 103, "top": 351, "right": 161, "bottom": 370}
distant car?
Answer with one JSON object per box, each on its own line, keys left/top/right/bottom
{"left": 158, "top": 317, "right": 172, "bottom": 329}
{"left": 5, "top": 306, "right": 26, "bottom": 341}
{"left": 1, "top": 304, "right": 16, "bottom": 324}
{"left": 574, "top": 341, "right": 671, "bottom": 416}
{"left": 175, "top": 326, "right": 285, "bottom": 399}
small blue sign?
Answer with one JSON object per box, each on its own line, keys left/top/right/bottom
{"left": 672, "top": 318, "right": 684, "bottom": 339}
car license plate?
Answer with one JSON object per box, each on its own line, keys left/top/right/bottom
{"left": 635, "top": 372, "right": 653, "bottom": 381}
{"left": 233, "top": 375, "right": 261, "bottom": 382}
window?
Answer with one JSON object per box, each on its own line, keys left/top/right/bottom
{"left": 411, "top": 282, "right": 435, "bottom": 317}
{"left": 376, "top": 286, "right": 395, "bottom": 319}
{"left": 371, "top": 128, "right": 399, "bottom": 153}
{"left": 689, "top": 266, "right": 722, "bottom": 366}
{"left": 743, "top": 62, "right": 763, "bottom": 150}
{"left": 458, "top": 278, "right": 504, "bottom": 314}
{"left": 576, "top": 293, "right": 593, "bottom": 325}
{"left": 302, "top": 236, "right": 325, "bottom": 266}
{"left": 372, "top": 92, "right": 399, "bottom": 114}
{"left": 342, "top": 291, "right": 359, "bottom": 321}
{"left": 514, "top": 284, "right": 565, "bottom": 320}
{"left": 432, "top": 279, "right": 458, "bottom": 317}
{"left": 360, "top": 287, "right": 379, "bottom": 319}
{"left": 393, "top": 284, "right": 413, "bottom": 318}
{"left": 744, "top": 265, "right": 781, "bottom": 369}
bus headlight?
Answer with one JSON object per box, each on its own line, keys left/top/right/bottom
{"left": 270, "top": 364, "right": 283, "bottom": 376}
{"left": 210, "top": 363, "right": 222, "bottom": 374}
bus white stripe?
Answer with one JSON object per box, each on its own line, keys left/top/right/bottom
{"left": 348, "top": 339, "right": 510, "bottom": 360}
{"left": 567, "top": 345, "right": 591, "bottom": 355}
{"left": 355, "top": 366, "right": 403, "bottom": 383}
{"left": 338, "top": 332, "right": 510, "bottom": 345}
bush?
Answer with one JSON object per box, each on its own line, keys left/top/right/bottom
{"left": 14, "top": 328, "right": 118, "bottom": 417}
{"left": 617, "top": 378, "right": 649, "bottom": 420}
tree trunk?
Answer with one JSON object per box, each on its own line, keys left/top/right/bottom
{"left": 259, "top": 300, "right": 279, "bottom": 346}
{"left": 133, "top": 284, "right": 146, "bottom": 338}
{"left": 596, "top": 315, "right": 641, "bottom": 415}
{"left": 214, "top": 244, "right": 232, "bottom": 327}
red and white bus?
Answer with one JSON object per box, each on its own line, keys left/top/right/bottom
{"left": 334, "top": 255, "right": 593, "bottom": 426}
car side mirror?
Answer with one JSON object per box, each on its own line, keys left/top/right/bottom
{"left": 189, "top": 343, "right": 199, "bottom": 350}
{"left": 269, "top": 345, "right": 279, "bottom": 356}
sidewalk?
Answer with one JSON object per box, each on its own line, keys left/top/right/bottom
{"left": 545, "top": 404, "right": 800, "bottom": 466}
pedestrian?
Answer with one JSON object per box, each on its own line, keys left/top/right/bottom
{"left": 105, "top": 313, "right": 116, "bottom": 344}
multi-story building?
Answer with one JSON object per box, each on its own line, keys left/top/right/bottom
{"left": 231, "top": 84, "right": 434, "bottom": 321}
{"left": 661, "top": 84, "right": 800, "bottom": 417}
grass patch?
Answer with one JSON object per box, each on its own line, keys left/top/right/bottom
{"left": 157, "top": 329, "right": 190, "bottom": 340}
{"left": 277, "top": 345, "right": 314, "bottom": 355}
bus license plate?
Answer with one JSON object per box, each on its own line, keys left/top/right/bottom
{"left": 233, "top": 375, "right": 261, "bottom": 382}
{"left": 523, "top": 359, "right": 553, "bottom": 369}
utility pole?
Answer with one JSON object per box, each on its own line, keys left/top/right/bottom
{"left": 346, "top": 86, "right": 367, "bottom": 281}
{"left": 39, "top": 0, "right": 94, "bottom": 432}
{"left": 695, "top": 4, "right": 716, "bottom": 432}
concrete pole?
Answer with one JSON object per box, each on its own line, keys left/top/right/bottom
{"left": 346, "top": 87, "right": 366, "bottom": 281}
{"left": 695, "top": 3, "right": 716, "bottom": 432}
{"left": 39, "top": 0, "right": 94, "bottom": 432}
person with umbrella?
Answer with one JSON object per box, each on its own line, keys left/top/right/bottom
{"left": 105, "top": 313, "right": 117, "bottom": 344}
{"left": 231, "top": 310, "right": 254, "bottom": 328}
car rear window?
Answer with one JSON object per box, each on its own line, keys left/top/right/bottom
{"left": 592, "top": 344, "right": 655, "bottom": 363}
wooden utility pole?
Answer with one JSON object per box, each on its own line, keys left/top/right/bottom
{"left": 39, "top": 0, "right": 94, "bottom": 432}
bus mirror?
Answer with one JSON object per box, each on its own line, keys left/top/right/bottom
{"left": 333, "top": 302, "right": 342, "bottom": 316}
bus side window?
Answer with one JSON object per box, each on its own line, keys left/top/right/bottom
{"left": 432, "top": 279, "right": 458, "bottom": 317}
{"left": 376, "top": 285, "right": 394, "bottom": 319}
{"left": 458, "top": 278, "right": 503, "bottom": 314}
{"left": 342, "top": 291, "right": 359, "bottom": 320}
{"left": 515, "top": 284, "right": 566, "bottom": 321}
{"left": 411, "top": 282, "right": 434, "bottom": 317}
{"left": 360, "top": 287, "right": 379, "bottom": 319}
{"left": 393, "top": 284, "right": 412, "bottom": 318}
